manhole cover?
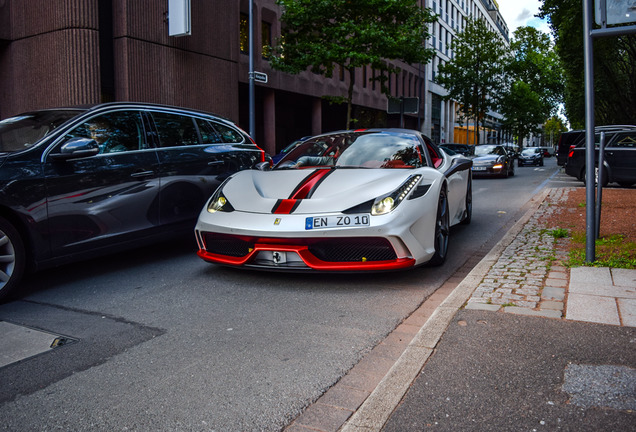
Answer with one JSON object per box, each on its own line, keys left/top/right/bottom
{"left": 0, "top": 321, "right": 76, "bottom": 368}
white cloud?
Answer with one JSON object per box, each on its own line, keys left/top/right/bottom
{"left": 497, "top": 0, "right": 551, "bottom": 35}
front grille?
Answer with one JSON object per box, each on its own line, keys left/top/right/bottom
{"left": 203, "top": 233, "right": 253, "bottom": 257}
{"left": 308, "top": 238, "right": 396, "bottom": 262}
{"left": 201, "top": 233, "right": 397, "bottom": 263}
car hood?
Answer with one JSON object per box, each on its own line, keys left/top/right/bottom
{"left": 220, "top": 168, "right": 438, "bottom": 214}
{"left": 472, "top": 155, "right": 501, "bottom": 164}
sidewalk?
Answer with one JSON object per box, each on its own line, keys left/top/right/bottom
{"left": 286, "top": 188, "right": 636, "bottom": 432}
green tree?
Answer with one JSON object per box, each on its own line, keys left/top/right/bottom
{"left": 544, "top": 116, "right": 568, "bottom": 148}
{"left": 270, "top": 0, "right": 436, "bottom": 129}
{"left": 499, "top": 26, "right": 564, "bottom": 145}
{"left": 436, "top": 17, "right": 510, "bottom": 145}
{"left": 538, "top": 0, "right": 636, "bottom": 127}
{"left": 499, "top": 81, "right": 545, "bottom": 146}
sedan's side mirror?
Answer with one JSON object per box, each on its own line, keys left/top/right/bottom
{"left": 254, "top": 161, "right": 272, "bottom": 171}
{"left": 49, "top": 137, "right": 100, "bottom": 160}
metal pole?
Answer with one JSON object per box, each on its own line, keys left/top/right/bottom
{"left": 583, "top": 0, "right": 596, "bottom": 262}
{"left": 248, "top": 0, "right": 255, "bottom": 139}
{"left": 595, "top": 132, "right": 605, "bottom": 239}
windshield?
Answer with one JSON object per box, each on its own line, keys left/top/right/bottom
{"left": 475, "top": 145, "right": 503, "bottom": 156}
{"left": 521, "top": 148, "right": 538, "bottom": 155}
{"left": 275, "top": 131, "right": 425, "bottom": 169}
{"left": 0, "top": 110, "right": 82, "bottom": 153}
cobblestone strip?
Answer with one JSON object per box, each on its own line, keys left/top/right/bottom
{"left": 466, "top": 188, "right": 571, "bottom": 319}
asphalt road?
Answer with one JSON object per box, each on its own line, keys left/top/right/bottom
{"left": 0, "top": 157, "right": 571, "bottom": 431}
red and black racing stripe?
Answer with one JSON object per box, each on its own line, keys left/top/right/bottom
{"left": 271, "top": 169, "right": 333, "bottom": 214}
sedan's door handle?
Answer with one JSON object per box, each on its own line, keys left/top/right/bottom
{"left": 131, "top": 170, "right": 154, "bottom": 178}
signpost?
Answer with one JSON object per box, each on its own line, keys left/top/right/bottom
{"left": 250, "top": 72, "right": 268, "bottom": 84}
{"left": 583, "top": 0, "right": 636, "bottom": 262}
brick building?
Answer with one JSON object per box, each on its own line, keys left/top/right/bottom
{"left": 0, "top": 0, "right": 509, "bottom": 155}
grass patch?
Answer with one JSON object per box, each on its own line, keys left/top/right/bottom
{"left": 549, "top": 228, "right": 569, "bottom": 239}
{"left": 565, "top": 233, "right": 636, "bottom": 269}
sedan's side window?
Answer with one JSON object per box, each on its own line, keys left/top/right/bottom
{"left": 211, "top": 121, "right": 245, "bottom": 143}
{"left": 66, "top": 111, "right": 144, "bottom": 154}
{"left": 612, "top": 133, "right": 636, "bottom": 148}
{"left": 195, "top": 119, "right": 223, "bottom": 144}
{"left": 151, "top": 112, "right": 200, "bottom": 147}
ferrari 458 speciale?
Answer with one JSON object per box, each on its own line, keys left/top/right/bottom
{"left": 195, "top": 129, "right": 473, "bottom": 271}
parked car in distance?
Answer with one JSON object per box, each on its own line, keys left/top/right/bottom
{"left": 471, "top": 144, "right": 515, "bottom": 178}
{"left": 0, "top": 102, "right": 265, "bottom": 301}
{"left": 564, "top": 125, "right": 636, "bottom": 187}
{"left": 556, "top": 130, "right": 584, "bottom": 166}
{"left": 557, "top": 125, "right": 633, "bottom": 166}
{"left": 440, "top": 143, "right": 474, "bottom": 157}
{"left": 539, "top": 146, "right": 555, "bottom": 157}
{"left": 518, "top": 147, "right": 544, "bottom": 167}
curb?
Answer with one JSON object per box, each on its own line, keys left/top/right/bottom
{"left": 339, "top": 188, "right": 551, "bottom": 431}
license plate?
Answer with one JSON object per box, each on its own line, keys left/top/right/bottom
{"left": 472, "top": 166, "right": 486, "bottom": 171}
{"left": 305, "top": 214, "right": 370, "bottom": 230}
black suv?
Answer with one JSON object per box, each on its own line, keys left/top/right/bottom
{"left": 564, "top": 125, "right": 636, "bottom": 186}
{"left": 0, "top": 102, "right": 265, "bottom": 301}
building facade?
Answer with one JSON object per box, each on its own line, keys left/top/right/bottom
{"left": 0, "top": 0, "right": 509, "bottom": 155}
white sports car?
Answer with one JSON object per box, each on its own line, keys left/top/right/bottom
{"left": 195, "top": 129, "right": 473, "bottom": 271}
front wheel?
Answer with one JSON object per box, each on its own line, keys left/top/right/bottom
{"left": 429, "top": 186, "right": 450, "bottom": 266}
{"left": 0, "top": 217, "right": 26, "bottom": 303}
{"left": 460, "top": 176, "right": 472, "bottom": 225}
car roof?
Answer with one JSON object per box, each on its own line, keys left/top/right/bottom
{"left": 11, "top": 102, "right": 232, "bottom": 124}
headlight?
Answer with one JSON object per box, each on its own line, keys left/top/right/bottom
{"left": 206, "top": 185, "right": 234, "bottom": 213}
{"left": 493, "top": 164, "right": 503, "bottom": 169}
{"left": 371, "top": 175, "right": 422, "bottom": 216}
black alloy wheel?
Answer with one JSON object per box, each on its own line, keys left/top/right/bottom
{"left": 429, "top": 186, "right": 450, "bottom": 266}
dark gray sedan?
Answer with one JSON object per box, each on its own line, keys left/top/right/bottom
{"left": 471, "top": 145, "right": 515, "bottom": 178}
{"left": 518, "top": 147, "right": 544, "bottom": 167}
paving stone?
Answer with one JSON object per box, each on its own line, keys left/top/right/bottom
{"left": 540, "top": 300, "right": 564, "bottom": 311}
{"left": 503, "top": 306, "right": 562, "bottom": 319}
{"left": 542, "top": 287, "right": 565, "bottom": 301}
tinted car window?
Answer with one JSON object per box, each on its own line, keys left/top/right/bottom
{"left": 0, "top": 110, "right": 80, "bottom": 152}
{"left": 212, "top": 122, "right": 245, "bottom": 143}
{"left": 195, "top": 118, "right": 223, "bottom": 144}
{"left": 151, "top": 112, "right": 200, "bottom": 147}
{"left": 65, "top": 111, "right": 145, "bottom": 154}
{"left": 612, "top": 133, "right": 636, "bottom": 148}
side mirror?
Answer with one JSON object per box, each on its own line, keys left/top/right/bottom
{"left": 444, "top": 157, "right": 472, "bottom": 178}
{"left": 254, "top": 161, "right": 272, "bottom": 171}
{"left": 50, "top": 137, "right": 100, "bottom": 160}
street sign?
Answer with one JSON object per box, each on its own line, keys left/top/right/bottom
{"left": 595, "top": 0, "right": 636, "bottom": 25}
{"left": 250, "top": 71, "right": 268, "bottom": 83}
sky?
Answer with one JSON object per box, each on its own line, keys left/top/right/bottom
{"left": 497, "top": 0, "right": 551, "bottom": 35}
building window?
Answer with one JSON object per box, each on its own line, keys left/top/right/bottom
{"left": 240, "top": 13, "right": 249, "bottom": 54}
{"left": 262, "top": 21, "right": 271, "bottom": 59}
{"left": 362, "top": 66, "right": 367, "bottom": 88}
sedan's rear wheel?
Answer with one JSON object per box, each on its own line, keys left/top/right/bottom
{"left": 429, "top": 186, "right": 450, "bottom": 266}
{"left": 0, "top": 217, "right": 25, "bottom": 303}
